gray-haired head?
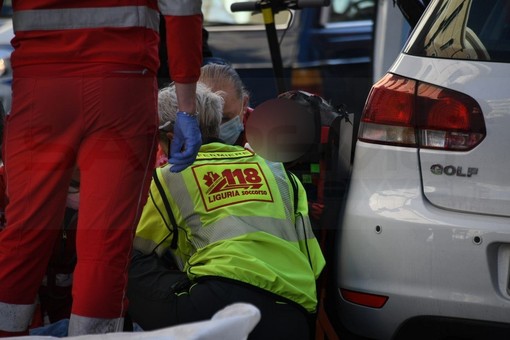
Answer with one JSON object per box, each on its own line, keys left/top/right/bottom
{"left": 158, "top": 82, "right": 224, "bottom": 143}
{"left": 199, "top": 63, "right": 248, "bottom": 101}
{"left": 199, "top": 64, "right": 249, "bottom": 124}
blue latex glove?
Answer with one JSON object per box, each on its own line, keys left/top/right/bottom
{"left": 168, "top": 111, "right": 202, "bottom": 172}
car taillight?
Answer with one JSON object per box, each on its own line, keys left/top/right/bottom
{"left": 340, "top": 288, "right": 388, "bottom": 308}
{"left": 358, "top": 73, "right": 486, "bottom": 151}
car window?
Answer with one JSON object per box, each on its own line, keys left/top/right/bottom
{"left": 327, "top": 0, "right": 375, "bottom": 22}
{"left": 405, "top": 0, "right": 510, "bottom": 63}
{"left": 203, "top": 0, "right": 291, "bottom": 27}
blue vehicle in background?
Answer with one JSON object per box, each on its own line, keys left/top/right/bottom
{"left": 203, "top": 0, "right": 376, "bottom": 116}
{"left": 0, "top": 0, "right": 376, "bottom": 117}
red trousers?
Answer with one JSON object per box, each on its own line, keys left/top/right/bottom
{"left": 0, "top": 65, "right": 158, "bottom": 333}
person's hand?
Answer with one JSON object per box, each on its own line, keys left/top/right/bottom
{"left": 168, "top": 111, "right": 202, "bottom": 172}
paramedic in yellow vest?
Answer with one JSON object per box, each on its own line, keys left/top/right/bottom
{"left": 128, "top": 82, "right": 326, "bottom": 340}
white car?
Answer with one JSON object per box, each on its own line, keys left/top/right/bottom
{"left": 334, "top": 0, "right": 510, "bottom": 339}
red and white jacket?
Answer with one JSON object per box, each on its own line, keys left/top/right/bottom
{"left": 5, "top": 0, "right": 202, "bottom": 83}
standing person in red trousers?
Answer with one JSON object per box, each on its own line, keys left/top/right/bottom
{"left": 0, "top": 0, "right": 203, "bottom": 337}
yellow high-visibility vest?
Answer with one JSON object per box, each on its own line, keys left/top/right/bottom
{"left": 134, "top": 143, "right": 325, "bottom": 312}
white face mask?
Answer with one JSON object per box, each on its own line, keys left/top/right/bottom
{"left": 219, "top": 115, "right": 244, "bottom": 145}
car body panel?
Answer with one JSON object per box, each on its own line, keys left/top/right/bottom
{"left": 334, "top": 0, "right": 510, "bottom": 338}
{"left": 336, "top": 141, "right": 510, "bottom": 339}
{"left": 389, "top": 55, "right": 510, "bottom": 217}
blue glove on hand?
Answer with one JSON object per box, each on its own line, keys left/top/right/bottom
{"left": 168, "top": 111, "right": 202, "bottom": 173}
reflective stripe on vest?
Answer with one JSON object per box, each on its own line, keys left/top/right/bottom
{"left": 158, "top": 0, "right": 202, "bottom": 16}
{"left": 0, "top": 301, "right": 36, "bottom": 332}
{"left": 68, "top": 314, "right": 124, "bottom": 336}
{"left": 133, "top": 236, "right": 161, "bottom": 257}
{"left": 157, "top": 156, "right": 307, "bottom": 251}
{"left": 133, "top": 235, "right": 186, "bottom": 270}
{"left": 13, "top": 6, "right": 160, "bottom": 32}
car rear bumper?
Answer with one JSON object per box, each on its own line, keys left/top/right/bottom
{"left": 334, "top": 141, "right": 510, "bottom": 339}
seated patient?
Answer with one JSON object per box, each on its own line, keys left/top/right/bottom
{"left": 128, "top": 82, "right": 325, "bottom": 340}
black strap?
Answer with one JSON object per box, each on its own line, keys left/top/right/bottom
{"left": 286, "top": 170, "right": 299, "bottom": 214}
{"left": 287, "top": 170, "right": 314, "bottom": 269}
{"left": 152, "top": 170, "right": 179, "bottom": 249}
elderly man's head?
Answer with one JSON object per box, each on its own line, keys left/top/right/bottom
{"left": 158, "top": 82, "right": 224, "bottom": 150}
